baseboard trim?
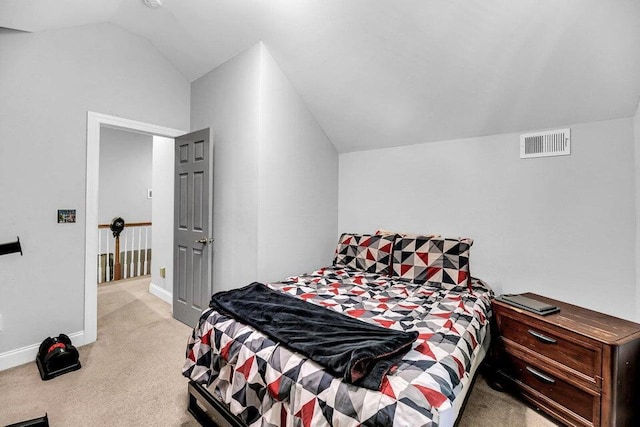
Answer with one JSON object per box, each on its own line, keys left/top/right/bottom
{"left": 0, "top": 330, "right": 84, "bottom": 372}
{"left": 149, "top": 282, "right": 173, "bottom": 305}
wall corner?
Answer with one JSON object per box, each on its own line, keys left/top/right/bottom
{"left": 634, "top": 99, "right": 640, "bottom": 321}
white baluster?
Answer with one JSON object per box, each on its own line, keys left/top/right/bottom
{"left": 98, "top": 229, "right": 102, "bottom": 284}
{"left": 130, "top": 227, "right": 135, "bottom": 277}
{"left": 123, "top": 230, "right": 128, "bottom": 279}
{"left": 143, "top": 226, "right": 149, "bottom": 275}
{"left": 106, "top": 230, "right": 110, "bottom": 282}
{"left": 138, "top": 227, "right": 143, "bottom": 276}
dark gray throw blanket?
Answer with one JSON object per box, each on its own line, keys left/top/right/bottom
{"left": 209, "top": 282, "right": 418, "bottom": 391}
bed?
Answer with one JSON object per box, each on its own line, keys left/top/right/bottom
{"left": 183, "top": 232, "right": 494, "bottom": 426}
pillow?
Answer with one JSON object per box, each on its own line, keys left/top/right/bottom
{"left": 333, "top": 233, "right": 395, "bottom": 275}
{"left": 392, "top": 236, "right": 473, "bottom": 289}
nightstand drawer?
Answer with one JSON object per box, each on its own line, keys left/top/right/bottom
{"left": 497, "top": 309, "right": 602, "bottom": 383}
{"left": 503, "top": 353, "right": 600, "bottom": 425}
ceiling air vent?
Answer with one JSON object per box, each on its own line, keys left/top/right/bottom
{"left": 520, "top": 128, "right": 570, "bottom": 159}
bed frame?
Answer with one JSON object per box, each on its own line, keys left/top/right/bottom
{"left": 187, "top": 363, "right": 486, "bottom": 427}
{"left": 188, "top": 381, "right": 247, "bottom": 427}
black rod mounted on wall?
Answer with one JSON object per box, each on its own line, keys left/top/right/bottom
{"left": 0, "top": 236, "right": 22, "bottom": 256}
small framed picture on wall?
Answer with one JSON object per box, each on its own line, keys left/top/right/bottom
{"left": 57, "top": 209, "right": 76, "bottom": 223}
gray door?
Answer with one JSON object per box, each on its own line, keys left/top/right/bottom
{"left": 173, "top": 128, "right": 213, "bottom": 327}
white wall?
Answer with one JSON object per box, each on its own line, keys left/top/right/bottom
{"left": 339, "top": 118, "right": 636, "bottom": 321}
{"left": 99, "top": 127, "right": 153, "bottom": 224}
{"left": 191, "top": 44, "right": 262, "bottom": 291}
{"left": 0, "top": 23, "right": 189, "bottom": 357}
{"left": 257, "top": 45, "right": 338, "bottom": 281}
{"left": 151, "top": 136, "right": 175, "bottom": 296}
{"left": 635, "top": 102, "right": 640, "bottom": 321}
{"left": 190, "top": 43, "right": 338, "bottom": 291}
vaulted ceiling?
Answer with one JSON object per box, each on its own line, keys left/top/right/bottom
{"left": 2, "top": 0, "right": 640, "bottom": 152}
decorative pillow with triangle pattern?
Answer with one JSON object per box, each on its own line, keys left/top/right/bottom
{"left": 392, "top": 236, "right": 473, "bottom": 289}
{"left": 333, "top": 233, "right": 395, "bottom": 275}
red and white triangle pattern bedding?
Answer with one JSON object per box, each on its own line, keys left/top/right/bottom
{"left": 183, "top": 267, "right": 493, "bottom": 426}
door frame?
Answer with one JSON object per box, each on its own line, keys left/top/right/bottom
{"left": 84, "top": 111, "right": 186, "bottom": 345}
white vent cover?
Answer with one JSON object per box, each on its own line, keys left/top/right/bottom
{"left": 520, "top": 128, "right": 571, "bottom": 158}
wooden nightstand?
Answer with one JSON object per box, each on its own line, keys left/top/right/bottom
{"left": 491, "top": 293, "right": 640, "bottom": 427}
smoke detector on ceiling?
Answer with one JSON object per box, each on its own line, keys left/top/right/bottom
{"left": 143, "top": 0, "right": 162, "bottom": 9}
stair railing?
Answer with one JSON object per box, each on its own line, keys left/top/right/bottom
{"left": 97, "top": 222, "right": 152, "bottom": 283}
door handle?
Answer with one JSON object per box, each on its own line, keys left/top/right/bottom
{"left": 195, "top": 237, "right": 215, "bottom": 244}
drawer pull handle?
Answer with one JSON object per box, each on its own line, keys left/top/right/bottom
{"left": 528, "top": 329, "right": 556, "bottom": 344}
{"left": 526, "top": 366, "right": 556, "bottom": 384}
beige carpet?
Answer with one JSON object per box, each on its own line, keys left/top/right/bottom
{"left": 0, "top": 277, "right": 198, "bottom": 427}
{"left": 459, "top": 376, "right": 558, "bottom": 427}
{"left": 0, "top": 277, "right": 558, "bottom": 426}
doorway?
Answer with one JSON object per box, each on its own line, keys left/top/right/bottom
{"left": 84, "top": 112, "right": 186, "bottom": 346}
{"left": 98, "top": 127, "right": 153, "bottom": 285}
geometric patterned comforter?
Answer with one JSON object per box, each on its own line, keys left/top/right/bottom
{"left": 183, "top": 267, "right": 493, "bottom": 426}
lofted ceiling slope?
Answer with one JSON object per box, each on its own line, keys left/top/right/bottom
{"left": 2, "top": 0, "right": 640, "bottom": 153}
